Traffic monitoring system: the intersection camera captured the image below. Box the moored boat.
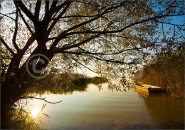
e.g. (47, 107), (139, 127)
(135, 89), (149, 97)
(134, 83), (162, 94)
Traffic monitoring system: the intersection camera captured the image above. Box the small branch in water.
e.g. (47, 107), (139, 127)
(20, 96), (63, 104)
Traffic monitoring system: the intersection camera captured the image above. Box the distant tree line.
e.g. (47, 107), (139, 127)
(26, 73), (108, 95)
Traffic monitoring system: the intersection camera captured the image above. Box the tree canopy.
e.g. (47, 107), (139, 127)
(1, 0), (184, 80)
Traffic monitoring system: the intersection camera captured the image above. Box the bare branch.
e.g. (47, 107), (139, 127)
(20, 96), (62, 104)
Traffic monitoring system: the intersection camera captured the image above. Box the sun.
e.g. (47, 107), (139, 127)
(31, 108), (40, 118)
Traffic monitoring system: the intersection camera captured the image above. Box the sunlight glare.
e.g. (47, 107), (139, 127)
(31, 108), (40, 118)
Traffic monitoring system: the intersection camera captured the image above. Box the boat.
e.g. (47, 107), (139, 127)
(135, 89), (149, 97)
(134, 83), (162, 94)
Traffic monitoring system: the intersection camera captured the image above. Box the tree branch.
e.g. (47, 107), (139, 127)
(50, 1), (129, 50)
(53, 34), (100, 53)
(14, 0), (37, 23)
(21, 35), (35, 53)
(12, 9), (20, 51)
(45, 1), (49, 18)
(34, 0), (41, 20)
(17, 8), (35, 38)
(61, 44), (153, 56)
(0, 12), (15, 21)
(73, 52), (137, 65)
(47, 2), (71, 36)
(53, 14), (99, 19)
(0, 37), (15, 55)
(50, 0), (58, 12)
(53, 1), (72, 16)
(43, 1), (62, 28)
(158, 21), (185, 26)
(54, 49), (140, 65)
(67, 14), (184, 36)
(72, 57), (99, 74)
(20, 96), (63, 104)
(95, 43), (155, 55)
(87, 55), (137, 65)
(157, 0), (177, 16)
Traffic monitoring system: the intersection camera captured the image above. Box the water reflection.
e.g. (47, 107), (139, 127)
(26, 76), (107, 95)
(135, 89), (149, 97)
(138, 93), (184, 129)
(12, 82), (184, 129)
(31, 107), (40, 118)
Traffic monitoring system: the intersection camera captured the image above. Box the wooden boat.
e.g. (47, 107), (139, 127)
(135, 89), (149, 97)
(134, 83), (162, 94)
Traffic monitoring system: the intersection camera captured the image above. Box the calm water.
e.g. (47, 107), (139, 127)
(25, 83), (184, 129)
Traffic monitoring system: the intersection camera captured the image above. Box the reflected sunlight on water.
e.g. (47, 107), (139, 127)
(31, 107), (40, 118)
(23, 83), (184, 129)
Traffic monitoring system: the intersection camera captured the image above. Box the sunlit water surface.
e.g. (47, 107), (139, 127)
(25, 84), (184, 129)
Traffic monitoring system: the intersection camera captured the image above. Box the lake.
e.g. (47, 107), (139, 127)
(23, 83), (184, 129)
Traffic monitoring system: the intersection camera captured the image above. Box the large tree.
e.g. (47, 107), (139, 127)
(0, 0), (184, 126)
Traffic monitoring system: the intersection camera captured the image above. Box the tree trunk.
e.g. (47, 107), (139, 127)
(1, 71), (36, 128)
(1, 52), (54, 128)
